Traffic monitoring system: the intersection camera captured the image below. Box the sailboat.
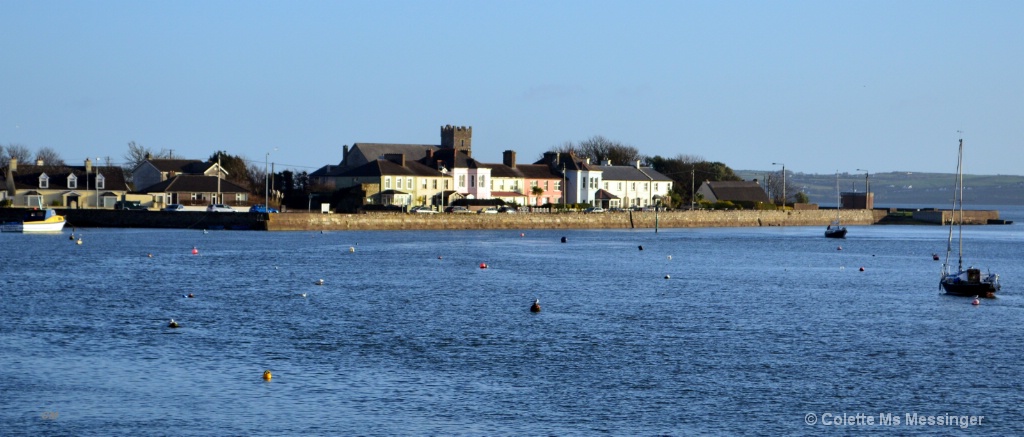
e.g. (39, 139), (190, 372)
(824, 171), (847, 238)
(939, 138), (999, 297)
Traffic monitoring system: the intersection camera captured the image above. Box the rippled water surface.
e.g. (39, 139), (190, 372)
(3, 213), (1024, 435)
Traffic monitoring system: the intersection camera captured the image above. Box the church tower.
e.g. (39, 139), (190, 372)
(440, 125), (472, 157)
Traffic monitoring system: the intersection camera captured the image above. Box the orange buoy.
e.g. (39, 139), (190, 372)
(520, 233), (525, 237)
(263, 370), (272, 381)
(192, 246), (198, 255)
(480, 263), (488, 269)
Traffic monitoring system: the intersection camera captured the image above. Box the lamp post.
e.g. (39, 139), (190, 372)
(439, 167), (448, 212)
(690, 168), (695, 211)
(772, 162), (785, 208)
(265, 148), (277, 210)
(856, 168), (870, 209)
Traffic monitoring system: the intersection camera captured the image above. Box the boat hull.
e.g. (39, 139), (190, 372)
(824, 227), (847, 238)
(941, 269), (1000, 298)
(1, 216), (66, 233)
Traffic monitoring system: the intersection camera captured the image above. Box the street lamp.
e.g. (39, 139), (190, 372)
(439, 167), (448, 212)
(855, 168), (870, 194)
(772, 162), (785, 208)
(265, 148), (277, 210)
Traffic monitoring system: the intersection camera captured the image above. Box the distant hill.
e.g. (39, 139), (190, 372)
(735, 170), (1024, 207)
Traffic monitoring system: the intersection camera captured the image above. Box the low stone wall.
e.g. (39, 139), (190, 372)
(266, 209), (880, 231)
(913, 210), (1000, 225)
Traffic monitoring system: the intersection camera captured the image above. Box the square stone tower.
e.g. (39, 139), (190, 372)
(441, 125), (472, 157)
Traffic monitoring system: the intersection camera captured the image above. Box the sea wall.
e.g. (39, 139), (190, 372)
(265, 209), (881, 231)
(913, 210), (1000, 225)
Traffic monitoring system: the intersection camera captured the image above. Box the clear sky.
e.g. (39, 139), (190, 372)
(2, 0), (1021, 175)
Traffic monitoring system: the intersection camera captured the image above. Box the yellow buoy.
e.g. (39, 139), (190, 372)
(349, 246), (355, 253)
(263, 370), (272, 381)
(76, 238), (83, 245)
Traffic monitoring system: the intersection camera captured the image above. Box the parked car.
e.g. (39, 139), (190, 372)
(498, 206), (518, 214)
(163, 204), (186, 211)
(444, 206), (472, 214)
(477, 207), (498, 214)
(584, 207), (605, 214)
(207, 204), (236, 213)
(114, 200), (147, 211)
(411, 206), (438, 214)
(248, 204), (279, 213)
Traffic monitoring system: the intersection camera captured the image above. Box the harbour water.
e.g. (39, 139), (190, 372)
(2, 209), (1023, 435)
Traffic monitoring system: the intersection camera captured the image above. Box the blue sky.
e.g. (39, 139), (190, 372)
(2, 0), (1021, 175)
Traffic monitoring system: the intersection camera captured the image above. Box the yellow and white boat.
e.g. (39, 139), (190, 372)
(1, 208), (66, 233)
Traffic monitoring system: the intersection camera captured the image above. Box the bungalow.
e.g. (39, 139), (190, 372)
(138, 175), (250, 208)
(2, 158), (130, 208)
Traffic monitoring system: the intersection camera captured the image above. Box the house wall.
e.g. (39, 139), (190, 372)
(132, 163), (164, 191)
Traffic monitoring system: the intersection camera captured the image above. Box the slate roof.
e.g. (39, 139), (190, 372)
(345, 143), (439, 168)
(6, 164), (130, 191)
(481, 163), (525, 178)
(516, 164), (562, 180)
(137, 175), (249, 193)
(337, 159), (445, 179)
(700, 181), (770, 203)
(147, 159), (216, 174)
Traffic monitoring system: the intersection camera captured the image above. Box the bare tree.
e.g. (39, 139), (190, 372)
(122, 141), (171, 183)
(34, 147), (65, 167)
(578, 135), (642, 165)
(5, 144), (32, 163)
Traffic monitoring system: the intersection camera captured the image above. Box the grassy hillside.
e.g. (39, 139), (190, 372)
(736, 170), (1024, 207)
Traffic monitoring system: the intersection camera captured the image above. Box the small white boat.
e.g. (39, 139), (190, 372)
(1, 209), (67, 233)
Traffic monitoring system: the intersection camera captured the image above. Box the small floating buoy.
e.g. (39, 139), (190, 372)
(76, 238), (82, 245)
(203, 229), (208, 234)
(972, 297), (980, 306)
(479, 262), (488, 269)
(561, 236), (567, 243)
(262, 370), (272, 381)
(187, 293), (194, 298)
(349, 246), (355, 253)
(667, 255), (672, 260)
(530, 299), (541, 313)
(933, 253), (940, 261)
(168, 319), (179, 328)
(638, 245), (644, 251)
(147, 253), (153, 258)
(859, 267), (865, 271)
(314, 279), (324, 285)
(192, 246), (198, 255)
(300, 293), (307, 298)
(437, 256), (443, 260)
(520, 233), (525, 237)
(837, 246), (842, 251)
(69, 234), (74, 240)
(664, 274), (670, 279)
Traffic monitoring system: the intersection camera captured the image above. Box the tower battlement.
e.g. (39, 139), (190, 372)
(441, 124), (473, 157)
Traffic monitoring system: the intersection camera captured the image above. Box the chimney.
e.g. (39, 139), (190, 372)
(425, 149), (434, 160)
(585, 157), (591, 165)
(503, 150), (516, 168)
(342, 145), (350, 166)
(603, 159), (612, 166)
(9, 157), (17, 172)
(145, 152), (152, 160)
(36, 159), (44, 166)
(436, 160), (446, 172)
(635, 160), (641, 169)
(85, 158), (93, 174)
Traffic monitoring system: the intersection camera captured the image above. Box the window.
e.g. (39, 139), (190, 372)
(531, 181), (538, 188)
(644, 183), (649, 191)
(545, 181), (549, 190)
(655, 183), (659, 191)
(397, 177), (403, 189)
(478, 175), (485, 188)
(385, 177), (391, 189)
(39, 174), (49, 189)
(407, 177), (412, 189)
(458, 175), (466, 188)
(421, 178), (427, 189)
(68, 174), (78, 189)
(618, 182), (623, 190)
(469, 175), (475, 188)
(604, 182), (608, 190)
(555, 181), (561, 190)
(432, 179), (437, 189)
(445, 180), (450, 190)
(235, 193), (248, 202)
(632, 182), (636, 191)
(96, 175), (105, 189)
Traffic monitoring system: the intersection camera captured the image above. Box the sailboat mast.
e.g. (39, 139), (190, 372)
(956, 138), (964, 272)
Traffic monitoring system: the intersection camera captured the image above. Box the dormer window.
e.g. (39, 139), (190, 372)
(96, 174), (105, 190)
(68, 174), (78, 189)
(39, 173), (49, 189)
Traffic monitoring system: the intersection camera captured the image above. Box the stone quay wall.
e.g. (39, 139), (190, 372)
(266, 209), (882, 231)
